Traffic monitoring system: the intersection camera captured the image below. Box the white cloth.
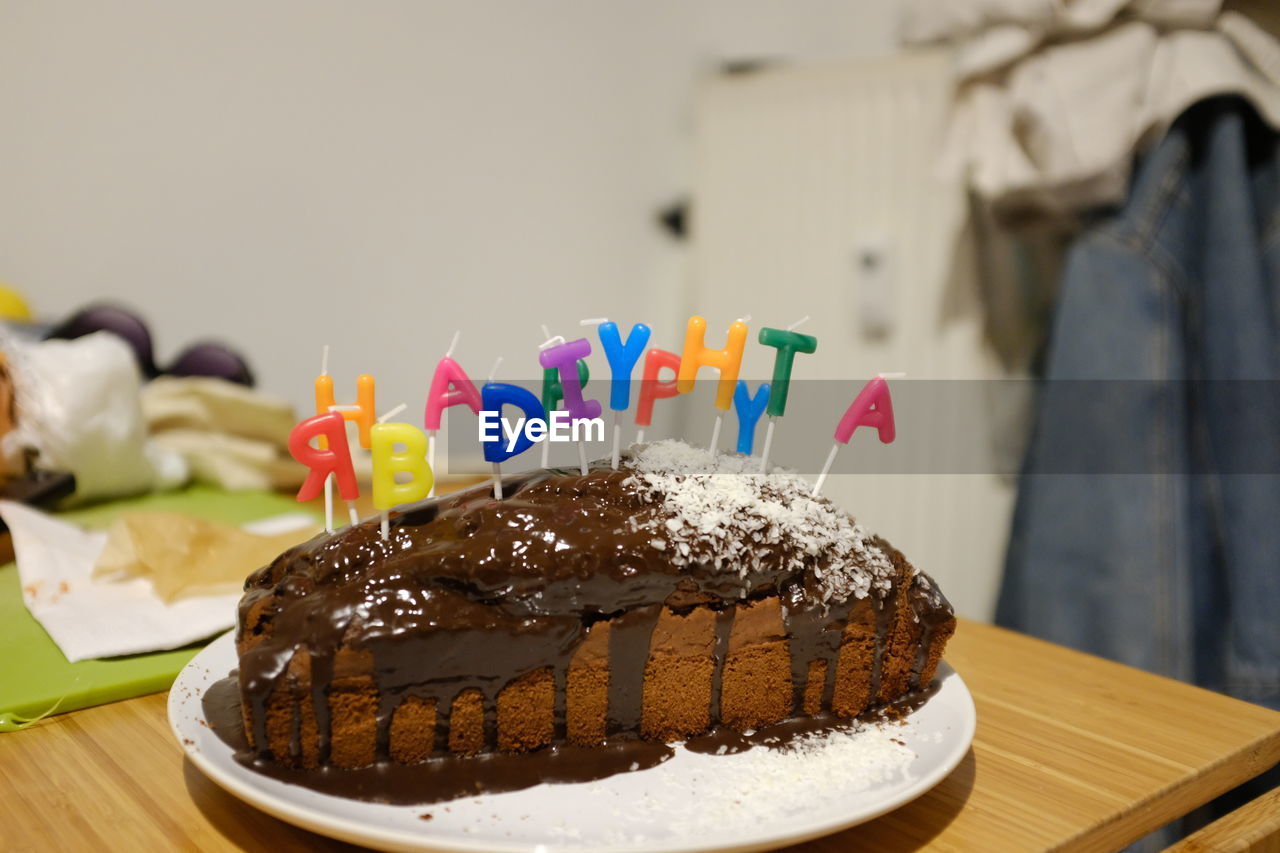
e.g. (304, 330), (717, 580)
(903, 0), (1280, 218)
(1, 332), (187, 503)
(0, 500), (311, 661)
(140, 376), (304, 492)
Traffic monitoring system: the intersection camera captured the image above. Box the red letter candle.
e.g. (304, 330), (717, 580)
(289, 412), (360, 531)
(635, 348), (681, 444)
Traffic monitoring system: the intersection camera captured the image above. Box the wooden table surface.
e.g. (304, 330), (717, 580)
(1, 615), (1277, 852)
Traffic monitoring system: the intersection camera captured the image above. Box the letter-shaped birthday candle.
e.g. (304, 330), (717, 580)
(813, 377), (897, 497)
(289, 412), (360, 531)
(422, 335), (479, 498)
(540, 360), (590, 411)
(835, 377), (896, 445)
(676, 316), (748, 411)
(733, 381), (771, 455)
(423, 357), (483, 431)
(635, 348), (681, 444)
(598, 322), (651, 411)
(315, 373), (377, 448)
(541, 359), (589, 469)
(370, 422), (434, 511)
(480, 383), (547, 499)
(597, 320), (651, 469)
(540, 338), (601, 475)
(755, 324), (818, 471)
(757, 327), (818, 418)
(538, 338), (601, 421)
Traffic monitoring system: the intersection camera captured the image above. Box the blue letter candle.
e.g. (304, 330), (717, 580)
(733, 380), (771, 454)
(597, 321), (651, 411)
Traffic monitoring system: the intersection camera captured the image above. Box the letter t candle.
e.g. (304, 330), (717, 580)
(756, 316), (818, 471)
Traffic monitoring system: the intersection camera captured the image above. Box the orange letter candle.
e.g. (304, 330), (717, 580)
(314, 373), (377, 449)
(676, 316), (748, 411)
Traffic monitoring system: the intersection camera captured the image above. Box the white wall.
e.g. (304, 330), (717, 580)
(0, 1), (898, 424)
(690, 56), (1013, 621)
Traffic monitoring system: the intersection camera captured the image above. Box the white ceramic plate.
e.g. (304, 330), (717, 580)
(170, 631), (975, 853)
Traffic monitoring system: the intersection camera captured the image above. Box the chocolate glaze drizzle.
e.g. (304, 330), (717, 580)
(236, 456), (954, 771)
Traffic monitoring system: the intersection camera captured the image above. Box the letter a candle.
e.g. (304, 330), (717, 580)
(812, 374), (898, 497)
(422, 331), (482, 497)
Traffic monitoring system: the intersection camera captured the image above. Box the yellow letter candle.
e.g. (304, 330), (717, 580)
(370, 420), (435, 541)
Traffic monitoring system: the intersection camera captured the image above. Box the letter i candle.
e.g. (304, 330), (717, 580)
(539, 336), (600, 475)
(538, 328), (589, 468)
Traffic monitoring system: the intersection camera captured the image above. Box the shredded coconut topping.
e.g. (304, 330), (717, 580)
(623, 440), (895, 601)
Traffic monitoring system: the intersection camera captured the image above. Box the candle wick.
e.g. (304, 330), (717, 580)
(540, 324), (552, 340)
(445, 330), (461, 359)
(488, 356), (504, 383)
(579, 317), (608, 326)
(329, 404), (360, 412)
(878, 371), (907, 379)
(320, 344), (330, 377)
(786, 315), (811, 331)
(538, 334), (564, 350)
(737, 315), (751, 324)
(377, 403), (407, 423)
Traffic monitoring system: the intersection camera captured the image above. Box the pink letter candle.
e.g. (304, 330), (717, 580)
(422, 351), (483, 497)
(813, 376), (897, 497)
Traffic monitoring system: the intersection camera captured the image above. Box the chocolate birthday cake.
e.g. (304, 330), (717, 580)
(234, 440), (954, 774)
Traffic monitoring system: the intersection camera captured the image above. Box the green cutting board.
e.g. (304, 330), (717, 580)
(0, 486), (317, 731)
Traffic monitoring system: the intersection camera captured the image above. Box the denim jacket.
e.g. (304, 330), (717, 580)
(997, 97), (1280, 711)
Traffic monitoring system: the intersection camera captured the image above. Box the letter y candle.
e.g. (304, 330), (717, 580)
(588, 317), (651, 468)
